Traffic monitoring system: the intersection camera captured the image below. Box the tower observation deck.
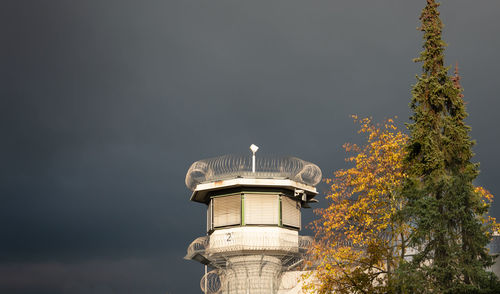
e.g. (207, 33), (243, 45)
(184, 148), (322, 294)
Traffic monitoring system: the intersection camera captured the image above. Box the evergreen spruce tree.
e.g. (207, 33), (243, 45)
(397, 1), (499, 293)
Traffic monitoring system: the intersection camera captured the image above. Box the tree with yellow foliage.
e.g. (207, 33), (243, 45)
(303, 116), (499, 293)
(303, 117), (409, 294)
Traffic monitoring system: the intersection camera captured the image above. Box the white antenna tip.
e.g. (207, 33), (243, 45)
(250, 144), (259, 153)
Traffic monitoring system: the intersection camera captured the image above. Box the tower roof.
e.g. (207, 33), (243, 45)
(185, 154), (322, 203)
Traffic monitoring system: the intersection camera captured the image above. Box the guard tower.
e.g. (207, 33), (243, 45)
(184, 145), (322, 294)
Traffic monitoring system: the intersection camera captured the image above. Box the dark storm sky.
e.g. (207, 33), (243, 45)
(1, 1), (499, 293)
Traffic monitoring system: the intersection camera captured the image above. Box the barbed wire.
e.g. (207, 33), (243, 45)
(186, 154), (322, 191)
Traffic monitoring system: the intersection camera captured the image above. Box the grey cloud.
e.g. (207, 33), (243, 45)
(1, 0), (499, 293)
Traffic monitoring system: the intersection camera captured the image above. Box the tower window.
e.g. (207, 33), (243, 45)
(281, 196), (301, 228)
(213, 195), (241, 228)
(208, 191), (302, 231)
(244, 194), (279, 225)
